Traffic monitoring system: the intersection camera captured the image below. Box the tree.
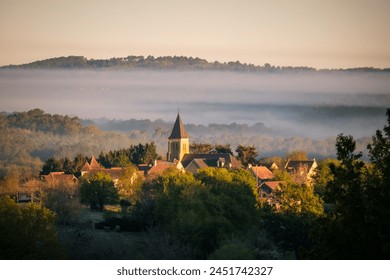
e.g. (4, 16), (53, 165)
(0, 196), (66, 259)
(235, 145), (258, 166)
(113, 153), (130, 168)
(190, 142), (213, 154)
(212, 144), (233, 155)
(42, 182), (82, 225)
(61, 157), (75, 174)
(0, 168), (20, 195)
(311, 111), (390, 259)
(260, 181), (323, 259)
(117, 164), (144, 206)
(80, 172), (119, 210)
(367, 108), (390, 177)
(364, 109), (390, 258)
(142, 142), (159, 164)
(285, 151), (308, 160)
(277, 183), (323, 216)
(72, 154), (88, 173)
(41, 157), (62, 175)
(313, 159), (340, 200)
(153, 167), (260, 259)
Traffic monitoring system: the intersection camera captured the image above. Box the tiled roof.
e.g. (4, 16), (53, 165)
(168, 113), (189, 139)
(181, 153), (242, 169)
(89, 156), (102, 169)
(192, 158), (209, 169)
(81, 162), (90, 171)
(185, 158), (210, 174)
(251, 166), (275, 180)
(43, 172), (78, 184)
(145, 160), (181, 180)
(260, 181), (285, 191)
(148, 161), (175, 174)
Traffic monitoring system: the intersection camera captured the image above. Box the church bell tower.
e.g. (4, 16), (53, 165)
(167, 113), (190, 162)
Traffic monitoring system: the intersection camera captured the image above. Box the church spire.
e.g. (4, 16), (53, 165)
(167, 112), (190, 162)
(169, 112), (189, 139)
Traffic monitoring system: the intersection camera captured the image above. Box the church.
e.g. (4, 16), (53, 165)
(167, 113), (242, 173)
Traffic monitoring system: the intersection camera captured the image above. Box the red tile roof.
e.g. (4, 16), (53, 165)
(261, 181), (285, 190)
(148, 161), (175, 175)
(81, 162), (91, 171)
(89, 156), (102, 169)
(43, 172), (78, 185)
(251, 166), (275, 180)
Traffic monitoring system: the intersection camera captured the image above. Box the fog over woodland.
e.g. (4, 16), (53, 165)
(1, 69), (389, 139)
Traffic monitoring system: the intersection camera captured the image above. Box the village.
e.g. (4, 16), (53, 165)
(36, 112), (318, 210)
(2, 107), (389, 261)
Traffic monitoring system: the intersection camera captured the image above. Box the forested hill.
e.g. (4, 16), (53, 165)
(1, 108), (87, 135)
(2, 55), (389, 73)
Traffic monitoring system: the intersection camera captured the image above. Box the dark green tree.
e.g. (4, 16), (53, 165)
(212, 144), (233, 155)
(313, 159), (340, 200)
(80, 172), (119, 210)
(61, 157), (75, 174)
(72, 154), (88, 173)
(142, 142), (159, 164)
(113, 153), (131, 167)
(0, 196), (66, 259)
(262, 181), (323, 259)
(190, 142), (213, 154)
(153, 167), (260, 259)
(235, 145), (259, 166)
(312, 111), (390, 259)
(41, 157), (62, 175)
(277, 183), (323, 216)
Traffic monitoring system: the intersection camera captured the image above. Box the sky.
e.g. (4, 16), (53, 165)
(0, 0), (389, 69)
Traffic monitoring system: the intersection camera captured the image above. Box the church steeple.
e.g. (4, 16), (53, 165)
(169, 113), (189, 139)
(167, 113), (190, 162)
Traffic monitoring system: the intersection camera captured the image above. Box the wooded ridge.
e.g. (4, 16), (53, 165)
(2, 55), (389, 72)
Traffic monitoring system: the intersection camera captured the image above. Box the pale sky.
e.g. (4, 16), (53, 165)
(0, 0), (389, 68)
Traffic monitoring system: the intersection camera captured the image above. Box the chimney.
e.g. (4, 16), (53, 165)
(154, 159), (158, 167)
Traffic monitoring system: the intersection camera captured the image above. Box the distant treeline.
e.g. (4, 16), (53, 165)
(3, 55), (390, 72)
(90, 117), (272, 136)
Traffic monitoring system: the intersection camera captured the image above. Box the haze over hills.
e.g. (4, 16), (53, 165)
(2, 55), (390, 72)
(1, 54), (389, 168)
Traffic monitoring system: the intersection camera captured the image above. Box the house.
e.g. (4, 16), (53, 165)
(284, 159), (317, 185)
(145, 160), (184, 181)
(81, 156), (104, 176)
(258, 181), (285, 209)
(185, 158), (210, 174)
(269, 162), (279, 171)
(182, 153), (242, 173)
(166, 112), (242, 173)
(42, 171), (78, 186)
(249, 165), (275, 186)
(80, 156), (142, 186)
